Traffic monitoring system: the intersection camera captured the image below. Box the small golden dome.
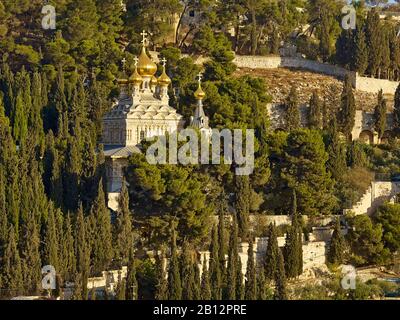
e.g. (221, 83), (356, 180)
(129, 66), (143, 85)
(151, 75), (158, 86)
(194, 84), (206, 100)
(137, 46), (157, 77)
(158, 67), (172, 87)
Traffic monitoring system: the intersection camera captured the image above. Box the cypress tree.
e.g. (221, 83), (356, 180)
(348, 141), (368, 168)
(44, 205), (60, 272)
(193, 260), (201, 300)
(115, 279), (126, 300)
(236, 256), (244, 300)
(322, 99), (329, 131)
(12, 90), (27, 144)
(309, 91), (322, 129)
(327, 117), (347, 181)
(115, 179), (134, 266)
(209, 224), (222, 300)
(257, 268), (268, 300)
(394, 83), (400, 134)
(365, 8), (382, 77)
(225, 217), (238, 299)
(374, 90), (387, 140)
(168, 226), (182, 300)
(200, 254), (211, 300)
(338, 75), (356, 141)
(245, 237), (257, 300)
(264, 223), (279, 281)
(354, 27), (368, 75)
(328, 218), (345, 265)
(75, 203), (90, 297)
(181, 241), (195, 300)
(125, 254), (138, 300)
(20, 211), (41, 295)
(154, 250), (168, 300)
(89, 179), (113, 274)
(60, 214), (76, 282)
(30, 71), (45, 146)
(234, 175), (250, 241)
(284, 86), (301, 131)
(63, 137), (81, 211)
(1, 226), (23, 297)
(274, 249), (287, 300)
(390, 29), (400, 81)
(217, 196), (226, 283)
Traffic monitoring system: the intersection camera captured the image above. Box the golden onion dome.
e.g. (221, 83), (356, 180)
(194, 84), (206, 100)
(129, 66), (143, 85)
(137, 46), (157, 77)
(158, 67), (172, 87)
(151, 75), (158, 86)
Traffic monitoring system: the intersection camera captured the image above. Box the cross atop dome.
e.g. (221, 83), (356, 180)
(197, 72), (203, 84)
(133, 56), (139, 66)
(161, 57), (167, 67)
(141, 30), (149, 46)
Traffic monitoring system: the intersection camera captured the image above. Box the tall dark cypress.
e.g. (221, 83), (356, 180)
(234, 175), (250, 241)
(264, 223), (279, 281)
(328, 218), (345, 265)
(309, 91), (322, 129)
(374, 90), (387, 140)
(168, 226), (182, 300)
(285, 86), (301, 131)
(338, 75), (356, 141)
(226, 217), (238, 299)
(274, 249), (287, 300)
(155, 251), (168, 300)
(394, 84), (400, 134)
(125, 253), (138, 300)
(217, 197), (226, 283)
(354, 27), (368, 75)
(245, 237), (257, 300)
(181, 241), (195, 300)
(209, 224), (222, 300)
(327, 117), (347, 181)
(200, 254), (211, 300)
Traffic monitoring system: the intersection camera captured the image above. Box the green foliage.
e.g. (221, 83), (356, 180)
(168, 227), (182, 300)
(284, 86), (300, 131)
(374, 90), (387, 139)
(375, 203), (400, 253)
(327, 218), (346, 265)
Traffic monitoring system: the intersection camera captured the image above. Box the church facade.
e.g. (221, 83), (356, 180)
(102, 32), (209, 210)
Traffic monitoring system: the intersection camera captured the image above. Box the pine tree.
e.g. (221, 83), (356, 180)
(327, 117), (347, 181)
(89, 179), (113, 274)
(114, 179), (134, 266)
(274, 249), (287, 300)
(63, 137), (81, 211)
(200, 255), (211, 300)
(225, 217), (238, 299)
(257, 268), (268, 300)
(328, 218), (345, 265)
(12, 90), (28, 144)
(354, 27), (368, 75)
(168, 226), (182, 300)
(209, 224), (222, 300)
(30, 71), (45, 146)
(155, 251), (168, 300)
(309, 91), (322, 129)
(115, 279), (126, 300)
(75, 203), (90, 290)
(374, 90), (387, 140)
(338, 75), (356, 140)
(234, 175), (250, 241)
(245, 237), (257, 300)
(285, 86), (301, 131)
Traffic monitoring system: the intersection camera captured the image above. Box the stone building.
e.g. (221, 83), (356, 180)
(102, 32), (210, 210)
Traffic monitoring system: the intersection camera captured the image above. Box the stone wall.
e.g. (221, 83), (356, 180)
(233, 55), (400, 95)
(354, 75), (400, 95)
(344, 181), (400, 216)
(233, 55), (351, 79)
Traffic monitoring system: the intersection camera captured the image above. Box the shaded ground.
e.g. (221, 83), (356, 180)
(235, 67), (394, 112)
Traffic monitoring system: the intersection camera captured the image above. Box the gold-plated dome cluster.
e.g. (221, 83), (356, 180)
(137, 45), (158, 77)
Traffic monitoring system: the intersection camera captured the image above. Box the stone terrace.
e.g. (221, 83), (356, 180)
(235, 67), (394, 112)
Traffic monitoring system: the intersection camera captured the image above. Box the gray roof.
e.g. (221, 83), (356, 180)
(103, 145), (141, 158)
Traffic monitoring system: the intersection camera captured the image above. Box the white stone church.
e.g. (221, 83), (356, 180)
(102, 32), (210, 210)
